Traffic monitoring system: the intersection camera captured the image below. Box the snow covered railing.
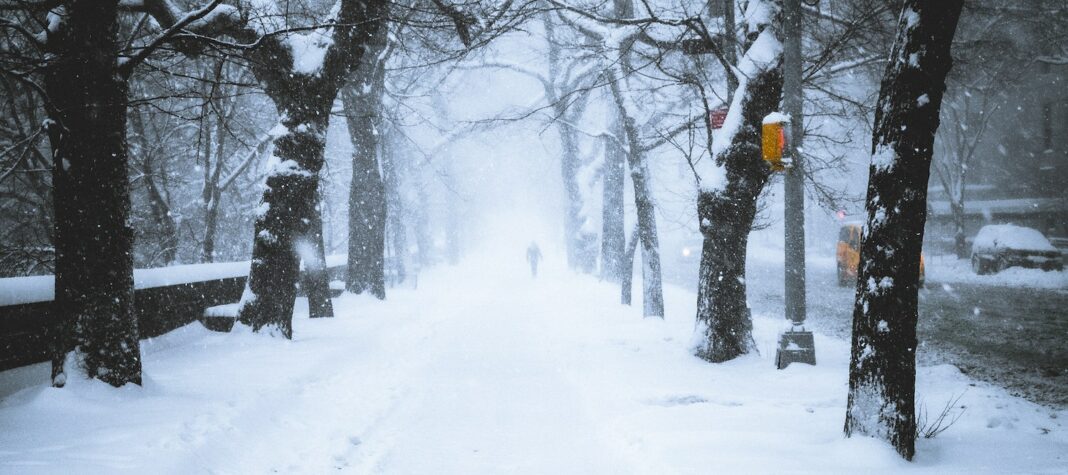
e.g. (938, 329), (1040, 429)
(0, 256), (347, 371)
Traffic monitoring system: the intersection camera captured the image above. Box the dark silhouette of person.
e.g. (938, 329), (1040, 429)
(526, 242), (543, 277)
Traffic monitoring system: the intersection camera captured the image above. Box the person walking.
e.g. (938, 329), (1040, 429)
(526, 242), (543, 278)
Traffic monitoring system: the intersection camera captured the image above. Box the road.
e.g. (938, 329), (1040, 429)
(664, 252), (1068, 409)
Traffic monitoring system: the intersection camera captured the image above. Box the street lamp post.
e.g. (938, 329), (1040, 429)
(775, 0), (816, 369)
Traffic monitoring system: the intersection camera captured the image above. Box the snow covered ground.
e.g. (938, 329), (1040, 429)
(1, 250), (1066, 473)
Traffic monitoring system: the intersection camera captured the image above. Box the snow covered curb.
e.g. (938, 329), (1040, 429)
(925, 255), (1068, 290)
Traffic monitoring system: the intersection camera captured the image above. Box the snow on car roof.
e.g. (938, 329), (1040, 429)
(973, 224), (1056, 252)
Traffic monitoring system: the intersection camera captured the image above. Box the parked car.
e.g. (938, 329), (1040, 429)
(970, 224), (1064, 274)
(836, 222), (925, 287)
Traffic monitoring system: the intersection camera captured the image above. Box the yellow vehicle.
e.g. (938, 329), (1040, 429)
(836, 222), (924, 287)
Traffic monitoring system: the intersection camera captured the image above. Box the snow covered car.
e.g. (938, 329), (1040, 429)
(970, 224), (1064, 274)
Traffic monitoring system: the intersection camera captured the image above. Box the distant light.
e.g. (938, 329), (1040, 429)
(836, 210), (847, 220)
(682, 247), (692, 257)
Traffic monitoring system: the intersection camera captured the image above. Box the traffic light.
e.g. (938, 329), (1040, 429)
(761, 113), (792, 172)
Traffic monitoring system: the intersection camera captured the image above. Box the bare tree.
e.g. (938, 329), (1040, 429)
(5, 0), (385, 384)
(551, 1), (670, 317)
(692, 0), (783, 361)
(933, 91), (997, 258)
(844, 0), (964, 460)
(341, 25), (390, 299)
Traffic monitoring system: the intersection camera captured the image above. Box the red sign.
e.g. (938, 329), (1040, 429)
(709, 107), (729, 129)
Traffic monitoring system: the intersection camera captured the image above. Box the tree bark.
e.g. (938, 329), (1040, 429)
(620, 223), (639, 305)
(302, 188), (334, 319)
(382, 135), (407, 283)
(201, 76), (229, 263)
(600, 125), (626, 282)
(607, 78), (664, 318)
(843, 0), (964, 461)
(600, 0), (631, 283)
(202, 182), (222, 262)
(694, 36), (783, 362)
(342, 71), (387, 299)
(444, 169), (462, 265)
(634, 164), (664, 318)
(545, 13), (596, 273)
(236, 0), (390, 335)
(46, 0), (141, 387)
(559, 116), (594, 272)
(414, 180), (433, 268)
(237, 111), (326, 337)
(952, 201), (967, 259)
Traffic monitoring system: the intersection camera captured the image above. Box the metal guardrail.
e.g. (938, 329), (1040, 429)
(0, 259), (346, 372)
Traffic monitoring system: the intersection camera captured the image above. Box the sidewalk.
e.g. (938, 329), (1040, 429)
(1, 251), (1065, 473)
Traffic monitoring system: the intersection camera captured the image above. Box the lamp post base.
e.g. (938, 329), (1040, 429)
(776, 326), (816, 369)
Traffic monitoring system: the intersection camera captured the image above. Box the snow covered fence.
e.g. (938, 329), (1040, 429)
(0, 256), (347, 371)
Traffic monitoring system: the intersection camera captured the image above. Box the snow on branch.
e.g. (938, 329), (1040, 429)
(695, 0), (782, 193)
(117, 0), (232, 76)
(463, 62), (551, 89)
(429, 0), (475, 47)
(1036, 45), (1068, 65)
(117, 0), (366, 79)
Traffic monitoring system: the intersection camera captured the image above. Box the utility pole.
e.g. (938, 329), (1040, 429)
(776, 0), (815, 369)
(784, 0), (806, 325)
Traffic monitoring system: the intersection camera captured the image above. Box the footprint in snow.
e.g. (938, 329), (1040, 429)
(647, 394), (709, 407)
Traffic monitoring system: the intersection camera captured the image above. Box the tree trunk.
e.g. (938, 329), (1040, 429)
(694, 51), (783, 363)
(600, 0), (631, 283)
(559, 133), (598, 274)
(302, 189), (334, 319)
(607, 73), (664, 318)
(952, 201), (967, 259)
(237, 110), (327, 337)
(620, 224), (639, 305)
(560, 125), (588, 271)
(202, 186), (222, 262)
(46, 0), (141, 387)
(544, 13), (596, 274)
(600, 128), (626, 282)
(634, 165), (664, 318)
(143, 173), (178, 265)
(844, 0), (964, 461)
(236, 0), (390, 335)
(382, 135), (407, 283)
(444, 171), (462, 266)
(414, 181), (433, 268)
(342, 82), (387, 299)
(604, 0), (659, 315)
(202, 91), (229, 263)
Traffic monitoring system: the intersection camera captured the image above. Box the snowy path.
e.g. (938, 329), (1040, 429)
(2, 251), (1067, 473)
